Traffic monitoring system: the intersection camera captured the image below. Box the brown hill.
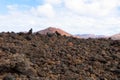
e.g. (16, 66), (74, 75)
(38, 27), (72, 36)
(111, 33), (120, 40)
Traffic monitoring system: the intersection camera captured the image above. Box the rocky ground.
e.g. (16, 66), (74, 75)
(0, 32), (119, 80)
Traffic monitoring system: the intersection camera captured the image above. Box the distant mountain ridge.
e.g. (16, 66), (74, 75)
(76, 34), (106, 39)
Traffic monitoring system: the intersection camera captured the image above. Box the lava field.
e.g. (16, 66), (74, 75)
(0, 32), (120, 80)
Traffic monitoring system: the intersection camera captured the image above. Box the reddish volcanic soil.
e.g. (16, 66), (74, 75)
(111, 33), (120, 40)
(0, 31), (119, 80)
(38, 27), (72, 36)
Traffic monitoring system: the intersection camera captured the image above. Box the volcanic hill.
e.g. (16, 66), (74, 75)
(111, 33), (120, 40)
(38, 27), (72, 36)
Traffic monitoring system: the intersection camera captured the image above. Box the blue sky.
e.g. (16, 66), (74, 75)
(0, 0), (120, 36)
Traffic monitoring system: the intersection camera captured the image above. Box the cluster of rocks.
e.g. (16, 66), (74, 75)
(0, 32), (119, 80)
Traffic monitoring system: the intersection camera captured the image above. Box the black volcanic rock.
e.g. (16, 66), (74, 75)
(0, 32), (119, 79)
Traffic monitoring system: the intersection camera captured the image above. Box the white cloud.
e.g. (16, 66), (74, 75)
(30, 4), (55, 18)
(64, 0), (120, 17)
(7, 5), (18, 11)
(45, 0), (62, 5)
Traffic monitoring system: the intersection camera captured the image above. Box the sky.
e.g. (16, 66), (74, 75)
(0, 0), (120, 36)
